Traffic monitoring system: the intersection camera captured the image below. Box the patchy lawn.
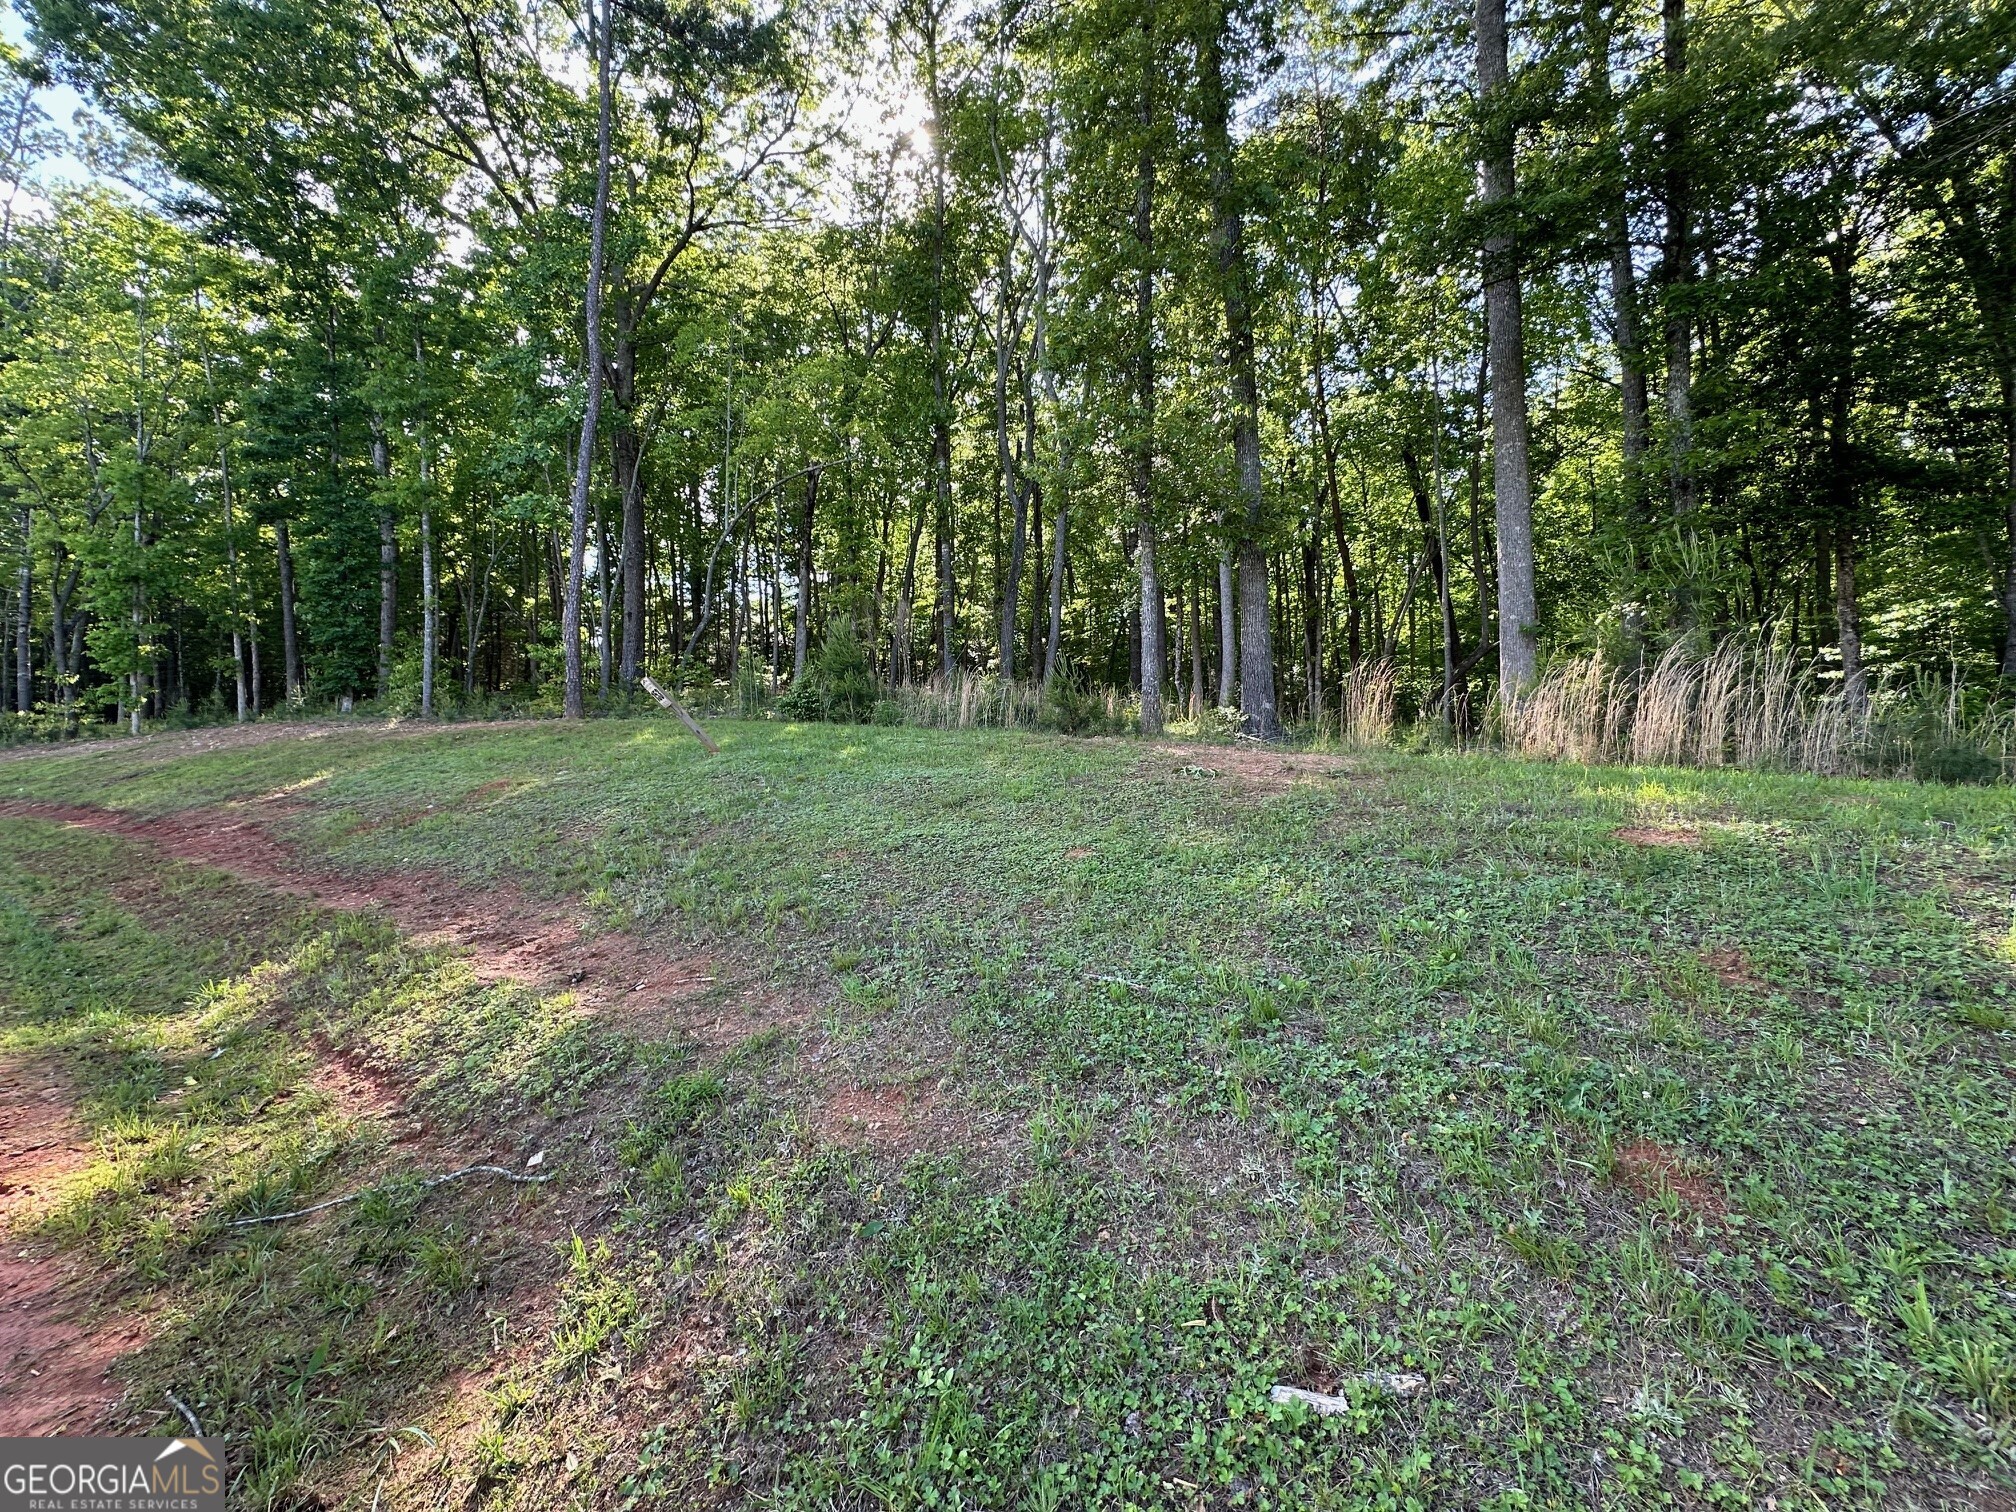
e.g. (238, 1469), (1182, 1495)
(2, 716), (2013, 1509)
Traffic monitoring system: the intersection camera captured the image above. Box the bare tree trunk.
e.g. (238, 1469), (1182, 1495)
(1198, 8), (1278, 737)
(897, 501), (924, 685)
(1044, 497), (1066, 685)
(994, 273), (1028, 682)
(1661, 0), (1696, 529)
(1825, 236), (1865, 714)
(1310, 301), (1362, 670)
(794, 465), (819, 679)
(420, 503), (436, 716)
(276, 520), (302, 702)
(1586, 0), (1650, 520)
(1188, 575), (1205, 718)
(563, 0), (614, 721)
(1133, 13), (1163, 735)
(12, 505), (27, 713)
(1999, 367), (2016, 676)
(1834, 523), (1864, 711)
(129, 502), (144, 734)
(614, 310), (645, 691)
(370, 419), (396, 699)
(416, 337), (437, 717)
(594, 496), (612, 697)
(1217, 549), (1235, 708)
(1477, 0), (1539, 693)
(225, 485), (246, 723)
(921, 7), (957, 684)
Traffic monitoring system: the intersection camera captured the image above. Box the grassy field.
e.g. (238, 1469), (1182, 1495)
(2, 716), (2013, 1510)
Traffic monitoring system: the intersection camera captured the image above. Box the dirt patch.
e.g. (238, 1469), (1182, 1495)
(1063, 847), (1094, 861)
(1700, 946), (1765, 992)
(813, 1084), (947, 1154)
(0, 799), (744, 1045)
(1613, 1138), (1727, 1219)
(0, 1056), (140, 1434)
(1613, 824), (1702, 848)
(1155, 742), (1361, 795)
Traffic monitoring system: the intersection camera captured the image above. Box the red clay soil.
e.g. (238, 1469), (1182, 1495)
(0, 790), (756, 1457)
(0, 1057), (142, 1434)
(1699, 946), (1765, 992)
(1613, 824), (1702, 848)
(1613, 1138), (1727, 1219)
(0, 798), (746, 1043)
(813, 1084), (951, 1154)
(1155, 742), (1358, 794)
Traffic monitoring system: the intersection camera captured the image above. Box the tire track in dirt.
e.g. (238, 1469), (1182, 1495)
(0, 798), (801, 1050)
(0, 792), (754, 1450)
(0, 1058), (144, 1433)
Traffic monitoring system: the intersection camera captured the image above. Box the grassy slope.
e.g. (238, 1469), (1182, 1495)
(2, 718), (2014, 1510)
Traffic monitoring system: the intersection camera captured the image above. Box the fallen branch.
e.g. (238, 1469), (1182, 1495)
(166, 1390), (203, 1436)
(225, 1164), (552, 1228)
(1270, 1374), (1428, 1414)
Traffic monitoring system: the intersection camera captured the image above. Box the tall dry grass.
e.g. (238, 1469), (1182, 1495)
(894, 672), (1048, 730)
(1338, 659), (1399, 749)
(1504, 640), (2011, 781)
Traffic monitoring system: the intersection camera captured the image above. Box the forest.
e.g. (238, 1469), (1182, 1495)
(5, 0), (2016, 1497)
(0, 0), (2012, 760)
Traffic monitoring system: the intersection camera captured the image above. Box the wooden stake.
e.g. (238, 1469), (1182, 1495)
(639, 674), (721, 754)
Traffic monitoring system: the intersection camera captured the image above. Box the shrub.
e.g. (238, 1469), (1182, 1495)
(777, 620), (879, 723)
(1041, 671), (1129, 736)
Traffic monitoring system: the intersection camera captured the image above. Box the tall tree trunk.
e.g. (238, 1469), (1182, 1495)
(1826, 236), (1865, 714)
(416, 336), (437, 717)
(1198, 7), (1279, 737)
(1587, 0), (1650, 523)
(1188, 575), (1205, 718)
(370, 419), (396, 699)
(1477, 0), (1539, 693)
(1026, 478), (1043, 668)
(1402, 443), (1463, 717)
(897, 501), (924, 685)
(1834, 522), (1863, 711)
(2001, 368), (2016, 676)
(923, 8), (956, 683)
(1301, 536), (1321, 727)
(1044, 495), (1066, 685)
(1216, 549), (1235, 708)
(596, 503), (612, 696)
(614, 306), (645, 692)
(224, 470), (246, 723)
(563, 0), (614, 721)
(1661, 0), (1696, 527)
(129, 502), (144, 734)
(794, 465), (819, 679)
(1310, 301), (1363, 670)
(14, 506), (29, 713)
(420, 504), (436, 716)
(1134, 12), (1163, 735)
(276, 520), (302, 701)
(994, 271), (1029, 681)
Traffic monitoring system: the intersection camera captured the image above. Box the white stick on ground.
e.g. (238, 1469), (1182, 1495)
(1270, 1373), (1428, 1414)
(225, 1165), (552, 1228)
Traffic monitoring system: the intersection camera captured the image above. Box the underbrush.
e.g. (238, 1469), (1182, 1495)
(1507, 640), (2014, 783)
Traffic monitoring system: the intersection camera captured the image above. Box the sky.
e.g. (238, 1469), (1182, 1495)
(3, 0), (106, 207)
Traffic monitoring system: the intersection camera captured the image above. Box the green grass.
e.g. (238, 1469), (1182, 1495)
(3, 716), (2014, 1509)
